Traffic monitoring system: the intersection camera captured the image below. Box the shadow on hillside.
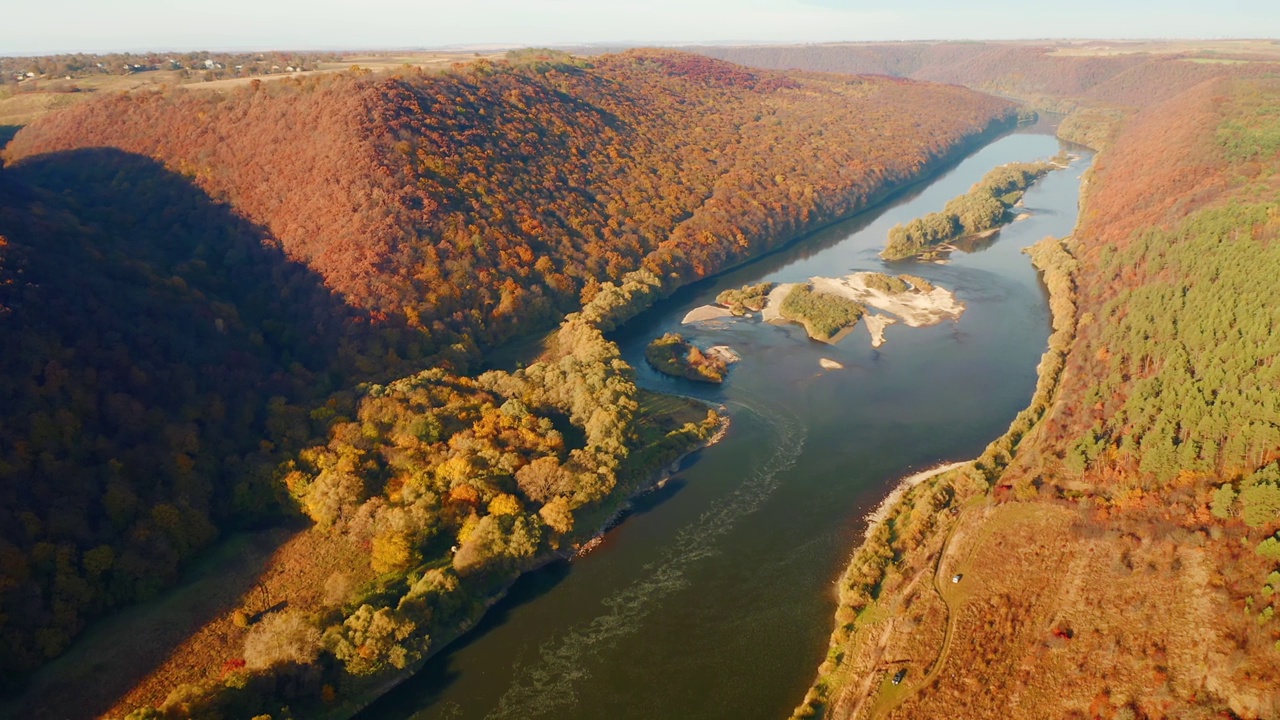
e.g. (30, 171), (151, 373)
(0, 125), (20, 152)
(0, 148), (367, 718)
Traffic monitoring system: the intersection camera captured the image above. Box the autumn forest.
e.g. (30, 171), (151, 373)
(3, 36), (1280, 720)
(0, 49), (1013, 718)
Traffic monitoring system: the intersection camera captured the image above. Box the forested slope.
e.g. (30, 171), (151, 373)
(787, 52), (1280, 720)
(0, 50), (1014, 716)
(7, 49), (1012, 358)
(0, 151), (365, 686)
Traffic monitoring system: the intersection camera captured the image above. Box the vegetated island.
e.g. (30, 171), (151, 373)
(716, 281), (775, 314)
(881, 157), (1066, 261)
(759, 272), (963, 347)
(681, 282), (774, 324)
(777, 283), (866, 341)
(645, 332), (732, 383)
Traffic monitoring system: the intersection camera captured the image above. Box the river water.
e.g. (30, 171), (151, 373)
(361, 124), (1091, 720)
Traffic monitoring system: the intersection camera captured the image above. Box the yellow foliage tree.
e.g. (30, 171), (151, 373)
(371, 530), (416, 575)
(488, 493), (522, 516)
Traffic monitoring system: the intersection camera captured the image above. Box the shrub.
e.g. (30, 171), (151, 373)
(242, 610), (322, 671)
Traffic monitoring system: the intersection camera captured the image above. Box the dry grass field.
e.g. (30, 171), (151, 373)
(825, 501), (1280, 720)
(0, 51), (501, 130)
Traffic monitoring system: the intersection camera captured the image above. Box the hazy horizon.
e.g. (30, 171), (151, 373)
(2, 0), (1277, 56)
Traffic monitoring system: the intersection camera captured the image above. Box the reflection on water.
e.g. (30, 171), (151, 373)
(360, 127), (1092, 720)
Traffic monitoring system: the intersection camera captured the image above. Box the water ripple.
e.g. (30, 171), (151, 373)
(486, 401), (805, 719)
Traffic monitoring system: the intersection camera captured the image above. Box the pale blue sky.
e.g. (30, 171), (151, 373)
(2, 0), (1276, 55)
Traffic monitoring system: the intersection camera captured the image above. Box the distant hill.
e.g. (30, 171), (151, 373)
(698, 41), (1280, 114)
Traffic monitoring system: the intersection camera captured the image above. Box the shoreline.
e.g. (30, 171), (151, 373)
(790, 235), (1083, 719)
(861, 461), (969, 539)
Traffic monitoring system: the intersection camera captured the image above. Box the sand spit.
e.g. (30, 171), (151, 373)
(863, 313), (896, 348)
(682, 305), (735, 324)
(809, 273), (964, 327)
(819, 358), (844, 370)
(707, 345), (741, 364)
(863, 461), (968, 539)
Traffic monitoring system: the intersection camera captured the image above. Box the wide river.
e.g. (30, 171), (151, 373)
(362, 123), (1091, 719)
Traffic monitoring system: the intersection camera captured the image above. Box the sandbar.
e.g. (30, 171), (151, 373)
(707, 345), (741, 364)
(863, 313), (895, 348)
(760, 283), (797, 323)
(682, 305), (735, 324)
(807, 272), (964, 327)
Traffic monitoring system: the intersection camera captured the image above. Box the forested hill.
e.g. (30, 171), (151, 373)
(0, 49), (1015, 712)
(6, 49), (1013, 362)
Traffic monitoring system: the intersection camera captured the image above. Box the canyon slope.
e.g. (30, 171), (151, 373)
(0, 50), (1014, 718)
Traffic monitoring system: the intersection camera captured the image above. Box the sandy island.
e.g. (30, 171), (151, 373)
(809, 272), (964, 327)
(682, 305), (735, 324)
(761, 274), (962, 346)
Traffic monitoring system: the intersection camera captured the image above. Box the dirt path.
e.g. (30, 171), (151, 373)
(871, 508), (971, 719)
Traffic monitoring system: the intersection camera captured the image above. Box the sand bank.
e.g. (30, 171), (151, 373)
(760, 283), (797, 323)
(707, 345), (741, 364)
(682, 305), (735, 324)
(808, 272), (964, 327)
(863, 313), (895, 348)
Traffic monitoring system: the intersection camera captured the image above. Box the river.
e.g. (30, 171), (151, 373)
(359, 123), (1091, 719)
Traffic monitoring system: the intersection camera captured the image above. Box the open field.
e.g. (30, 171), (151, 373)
(0, 51), (500, 128)
(1045, 39), (1280, 58)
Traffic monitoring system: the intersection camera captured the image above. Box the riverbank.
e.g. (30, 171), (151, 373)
(861, 462), (969, 538)
(790, 235), (1082, 719)
(335, 401), (730, 720)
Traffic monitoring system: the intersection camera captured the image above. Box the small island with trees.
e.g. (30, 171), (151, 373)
(645, 333), (731, 383)
(881, 156), (1066, 260)
(715, 282), (775, 314)
(778, 284), (866, 341)
(755, 272), (964, 347)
